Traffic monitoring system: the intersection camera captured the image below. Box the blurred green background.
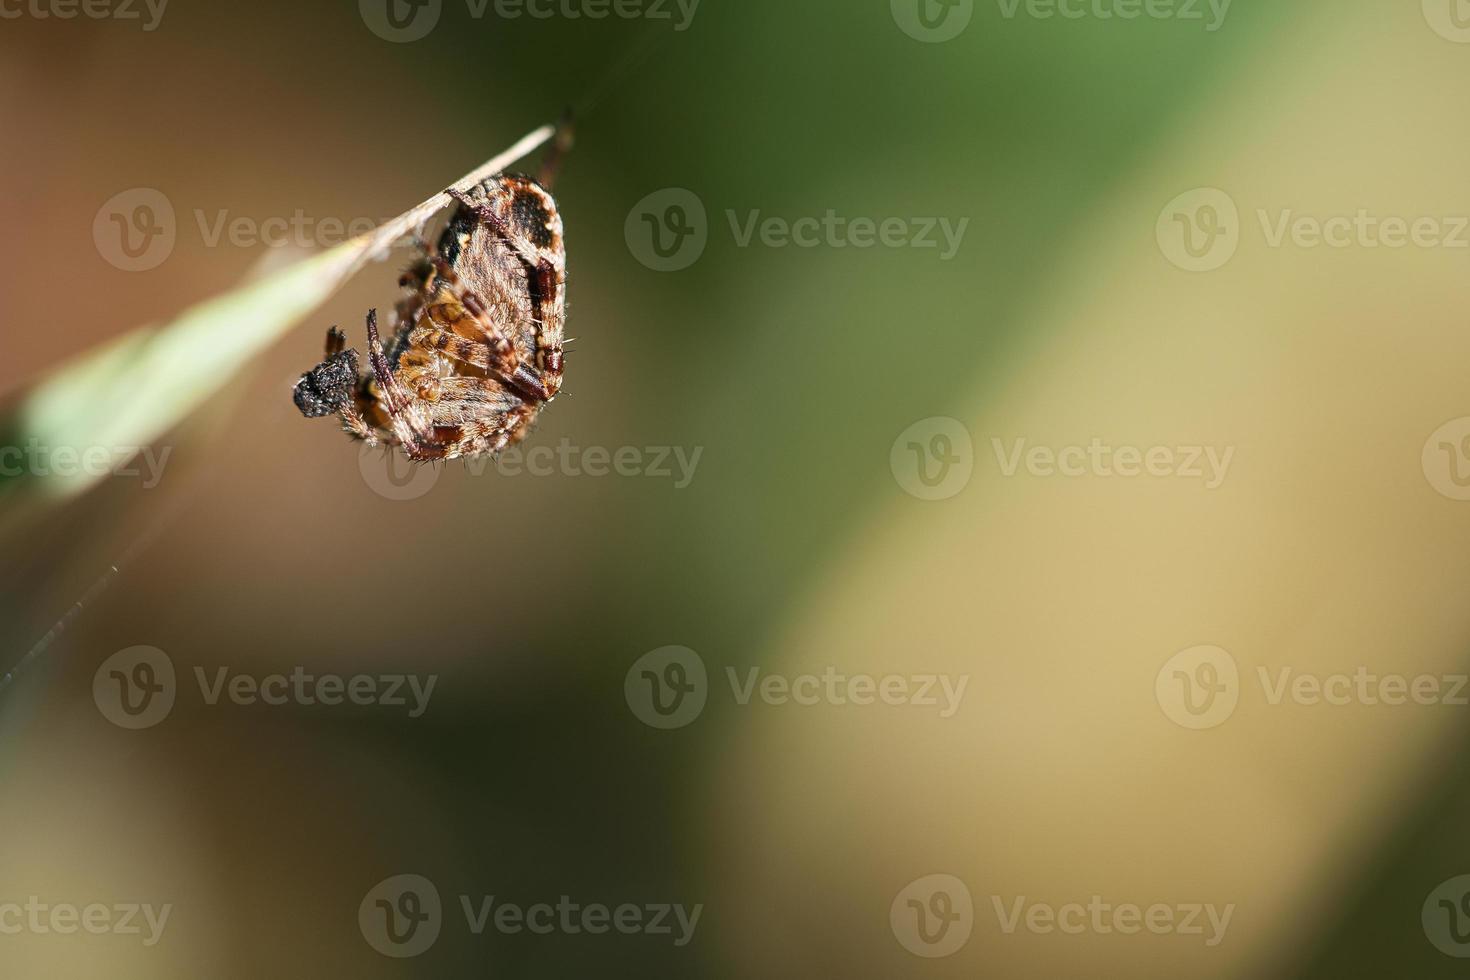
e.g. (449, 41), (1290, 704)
(5, 0), (1470, 976)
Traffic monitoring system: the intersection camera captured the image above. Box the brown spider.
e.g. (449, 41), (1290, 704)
(292, 124), (572, 462)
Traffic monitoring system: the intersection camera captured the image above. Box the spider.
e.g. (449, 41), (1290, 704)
(292, 122), (572, 462)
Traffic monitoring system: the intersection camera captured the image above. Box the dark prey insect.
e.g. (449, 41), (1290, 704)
(293, 124), (572, 462)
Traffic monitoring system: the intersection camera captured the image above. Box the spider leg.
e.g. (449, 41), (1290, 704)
(405, 323), (556, 404)
(427, 377), (524, 407)
(527, 257), (565, 396)
(442, 191), (566, 401)
(421, 252), (522, 373)
(445, 190), (549, 269)
(404, 324), (505, 374)
(431, 404), (538, 458)
(392, 350), (523, 412)
(394, 290), (427, 343)
(537, 108), (575, 190)
(393, 357), (442, 405)
(397, 236), (436, 293)
(338, 404), (377, 444)
(364, 309), (407, 411)
(363, 308), (445, 460)
(391, 234), (440, 338)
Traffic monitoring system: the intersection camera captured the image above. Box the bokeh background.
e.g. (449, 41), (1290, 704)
(5, 0), (1470, 975)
